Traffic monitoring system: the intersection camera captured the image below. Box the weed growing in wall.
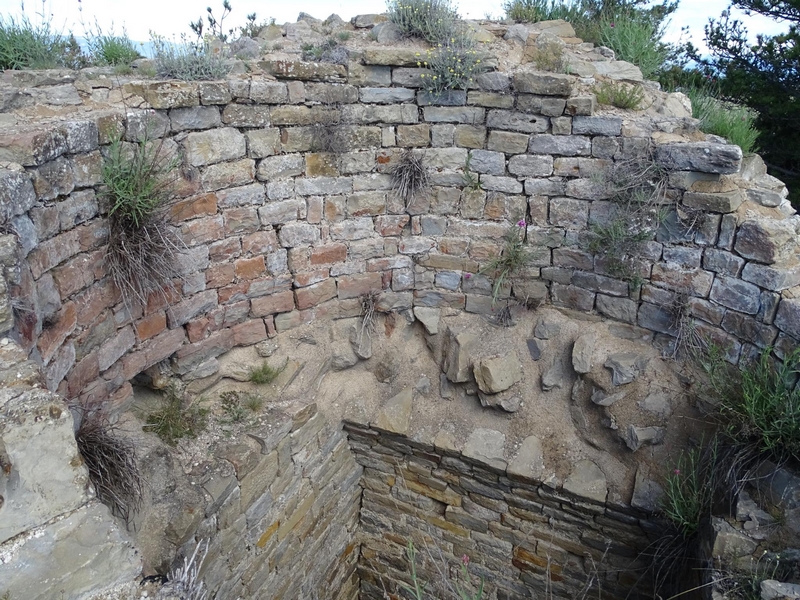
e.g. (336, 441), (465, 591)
(219, 390), (264, 423)
(529, 38), (571, 73)
(417, 30), (488, 94)
(302, 38), (349, 65)
(461, 155), (481, 191)
(84, 20), (141, 66)
(151, 34), (231, 81)
(404, 541), (485, 599)
(144, 384), (209, 446)
(248, 360), (286, 385)
(74, 403), (143, 526)
(480, 220), (532, 304)
(503, 0), (584, 23)
(687, 88), (759, 154)
(391, 150), (430, 207)
(594, 80), (645, 110)
(102, 130), (184, 308)
(586, 155), (668, 284)
(598, 13), (668, 80)
(387, 0), (460, 44)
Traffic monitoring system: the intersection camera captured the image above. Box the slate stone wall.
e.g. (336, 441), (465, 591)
(344, 420), (658, 600)
(0, 58), (797, 410)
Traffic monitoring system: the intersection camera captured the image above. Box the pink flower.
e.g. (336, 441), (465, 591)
(673, 469), (681, 475)
(464, 273), (472, 279)
(462, 554), (470, 566)
(610, 22), (615, 28)
(517, 219), (526, 228)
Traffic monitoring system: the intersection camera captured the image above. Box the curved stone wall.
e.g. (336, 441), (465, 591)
(0, 53), (797, 408)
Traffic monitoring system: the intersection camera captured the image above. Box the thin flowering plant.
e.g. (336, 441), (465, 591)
(661, 445), (715, 538)
(479, 218), (533, 305)
(418, 27), (488, 94)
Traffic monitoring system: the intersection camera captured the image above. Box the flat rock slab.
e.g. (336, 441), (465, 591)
(374, 387), (413, 434)
(478, 391), (521, 413)
(0, 501), (141, 600)
(631, 466), (664, 512)
(622, 425), (665, 452)
(441, 327), (478, 383)
(463, 428), (507, 471)
(526, 338), (544, 360)
(563, 459), (607, 503)
(508, 435), (546, 481)
(534, 315), (561, 339)
(572, 332), (596, 374)
(541, 359), (566, 391)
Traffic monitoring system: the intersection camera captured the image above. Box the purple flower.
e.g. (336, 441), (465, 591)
(464, 273), (472, 279)
(517, 219), (526, 228)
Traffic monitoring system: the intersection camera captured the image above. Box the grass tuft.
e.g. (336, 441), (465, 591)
(75, 404), (143, 526)
(248, 360), (286, 385)
(0, 11), (77, 70)
(480, 220), (532, 304)
(85, 21), (140, 66)
(151, 34), (231, 81)
(219, 390), (264, 422)
(687, 88), (759, 154)
(594, 80), (644, 109)
(144, 384), (208, 446)
(102, 131), (184, 308)
(391, 150), (430, 207)
(598, 13), (668, 80)
(503, 0), (584, 23)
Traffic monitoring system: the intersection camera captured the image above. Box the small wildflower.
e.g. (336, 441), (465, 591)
(517, 219), (526, 228)
(673, 469), (681, 475)
(464, 273), (472, 279)
(462, 554), (470, 566)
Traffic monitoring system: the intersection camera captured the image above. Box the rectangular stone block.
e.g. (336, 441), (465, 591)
(423, 106), (485, 124)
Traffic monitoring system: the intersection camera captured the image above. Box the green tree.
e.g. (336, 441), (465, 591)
(696, 1), (800, 201)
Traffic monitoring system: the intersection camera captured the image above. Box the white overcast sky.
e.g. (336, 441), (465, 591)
(0, 0), (789, 54)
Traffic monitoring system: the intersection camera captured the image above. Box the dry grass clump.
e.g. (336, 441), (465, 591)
(144, 384), (208, 446)
(391, 150), (430, 206)
(74, 405), (143, 525)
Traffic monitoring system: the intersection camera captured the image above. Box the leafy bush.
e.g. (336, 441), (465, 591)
(387, 0), (460, 44)
(503, 0), (584, 23)
(85, 21), (141, 66)
(480, 220), (533, 304)
(144, 385), (208, 446)
(418, 31), (488, 94)
(0, 12), (75, 70)
(102, 130), (183, 307)
(686, 88), (759, 154)
(529, 38), (570, 72)
(302, 38), (349, 65)
(594, 80), (644, 109)
(248, 360), (286, 385)
(151, 34), (231, 81)
(598, 13), (669, 79)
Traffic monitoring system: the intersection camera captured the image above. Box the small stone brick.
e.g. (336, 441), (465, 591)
(181, 215), (224, 246)
(295, 279), (337, 309)
(310, 244), (348, 265)
(136, 312), (167, 341)
(293, 268), (329, 288)
(251, 290), (296, 316)
(170, 193), (218, 222)
(337, 272), (383, 299)
(235, 256), (266, 280)
(232, 319), (268, 346)
(396, 124), (430, 147)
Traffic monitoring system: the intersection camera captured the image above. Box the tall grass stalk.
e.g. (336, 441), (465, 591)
(687, 88), (759, 154)
(503, 0), (584, 23)
(151, 33), (231, 81)
(85, 21), (141, 66)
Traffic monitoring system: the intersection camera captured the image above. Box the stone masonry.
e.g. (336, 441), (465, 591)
(0, 55), (797, 409)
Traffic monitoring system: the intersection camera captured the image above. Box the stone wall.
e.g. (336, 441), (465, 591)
(181, 402), (363, 599)
(0, 55), (798, 408)
(344, 421), (658, 600)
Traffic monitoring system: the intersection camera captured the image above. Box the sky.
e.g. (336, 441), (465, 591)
(0, 0), (790, 54)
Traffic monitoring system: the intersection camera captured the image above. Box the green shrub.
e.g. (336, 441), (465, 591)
(418, 30), (488, 94)
(686, 88), (759, 154)
(594, 80), (644, 109)
(529, 39), (570, 73)
(503, 0), (584, 23)
(144, 385), (208, 446)
(302, 38), (349, 65)
(387, 0), (459, 44)
(85, 21), (140, 66)
(336, 31), (351, 41)
(597, 13), (668, 80)
(720, 348), (800, 462)
(480, 220), (533, 304)
(151, 34), (231, 81)
(0, 12), (74, 70)
(248, 360), (286, 385)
